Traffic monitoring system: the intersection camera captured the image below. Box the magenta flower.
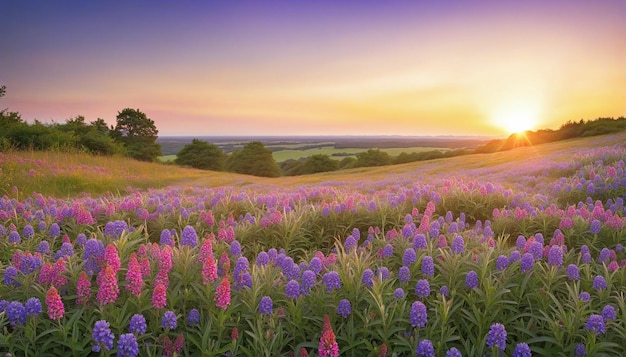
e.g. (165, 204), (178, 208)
(125, 253), (143, 296)
(76, 271), (92, 305)
(96, 264), (119, 306)
(215, 276), (231, 310)
(152, 282), (167, 309)
(45, 286), (64, 320)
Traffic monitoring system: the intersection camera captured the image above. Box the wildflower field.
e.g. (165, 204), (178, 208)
(1, 133), (626, 357)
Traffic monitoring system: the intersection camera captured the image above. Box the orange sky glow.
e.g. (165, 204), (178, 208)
(1, 1), (624, 136)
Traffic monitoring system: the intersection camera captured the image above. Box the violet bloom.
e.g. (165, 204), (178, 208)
(116, 333), (139, 357)
(585, 314), (605, 334)
(486, 323), (507, 350)
(446, 347), (462, 357)
(403, 248), (416, 266)
(180, 225), (198, 247)
(398, 266), (411, 283)
(574, 344), (586, 357)
(382, 244), (393, 258)
(129, 314), (147, 335)
(394, 288), (405, 299)
(566, 264), (579, 281)
(92, 320), (115, 352)
(592, 275), (607, 291)
(6, 301), (26, 326)
(25, 297), (42, 316)
(323, 271), (341, 292)
(590, 220), (601, 234)
(361, 269), (374, 287)
(415, 279), (431, 299)
(451, 236), (465, 254)
(496, 255), (509, 271)
(416, 339), (435, 357)
(410, 301), (427, 328)
(465, 271), (478, 289)
(579, 292), (591, 303)
(414, 234), (427, 250)
(259, 296), (273, 315)
(512, 343), (531, 357)
(285, 280), (300, 299)
(521, 253), (534, 273)
(602, 305), (616, 321)
(547, 246), (563, 267)
(161, 310), (177, 330)
(421, 256), (434, 277)
(336, 299), (352, 318)
(187, 308), (200, 327)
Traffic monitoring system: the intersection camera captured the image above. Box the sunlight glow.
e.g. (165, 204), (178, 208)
(491, 101), (541, 135)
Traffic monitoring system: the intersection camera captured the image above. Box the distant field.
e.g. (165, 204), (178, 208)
(159, 146), (450, 163)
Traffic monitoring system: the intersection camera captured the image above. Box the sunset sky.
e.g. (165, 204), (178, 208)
(1, 1), (624, 137)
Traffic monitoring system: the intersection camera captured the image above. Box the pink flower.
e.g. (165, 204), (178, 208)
(52, 258), (68, 288)
(158, 246), (173, 273)
(38, 262), (53, 285)
(140, 257), (151, 278)
(104, 244), (120, 274)
(96, 264), (119, 306)
(202, 256), (218, 285)
(76, 208), (95, 225)
(46, 286), (65, 320)
(214, 276), (231, 310)
(125, 253), (143, 296)
(76, 271), (92, 305)
(199, 238), (214, 262)
(152, 282), (167, 309)
(318, 314), (339, 357)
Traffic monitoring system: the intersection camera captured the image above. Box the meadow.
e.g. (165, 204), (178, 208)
(1, 133), (625, 356)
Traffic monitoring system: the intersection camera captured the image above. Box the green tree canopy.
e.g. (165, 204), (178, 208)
(175, 139), (225, 171)
(111, 108), (161, 161)
(301, 154), (339, 174)
(355, 149), (392, 167)
(226, 141), (281, 177)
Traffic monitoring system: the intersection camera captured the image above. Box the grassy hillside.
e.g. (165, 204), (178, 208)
(2, 132), (625, 199)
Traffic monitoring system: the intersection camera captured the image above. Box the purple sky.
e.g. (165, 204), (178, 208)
(1, 0), (624, 136)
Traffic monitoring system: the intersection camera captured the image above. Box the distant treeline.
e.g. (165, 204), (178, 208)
(476, 117), (626, 153)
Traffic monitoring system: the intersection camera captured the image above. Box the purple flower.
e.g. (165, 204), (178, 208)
(566, 264), (579, 281)
(230, 240), (242, 256)
(9, 231), (20, 244)
(585, 314), (605, 334)
(309, 257), (323, 274)
(602, 305), (616, 321)
(255, 251), (269, 266)
(25, 297), (42, 316)
(55, 242), (74, 260)
(574, 343), (586, 357)
(161, 310), (177, 330)
(394, 288), (405, 299)
(259, 296), (273, 315)
(446, 347), (462, 357)
(579, 292), (591, 303)
(515, 235), (526, 250)
(590, 219), (601, 234)
(49, 223), (61, 237)
(415, 279), (431, 299)
(597, 248), (610, 263)
(129, 314), (147, 335)
(116, 333), (139, 357)
(38, 240), (50, 254)
(377, 267), (390, 281)
(6, 301), (26, 326)
(301, 270), (316, 291)
(421, 256), (434, 277)
(414, 234), (427, 250)
(344, 235), (357, 251)
(580, 245), (590, 255)
(416, 339), (435, 357)
(547, 246), (563, 267)
(440, 285), (449, 297)
(403, 248), (416, 266)
(521, 253), (534, 273)
(512, 343), (531, 357)
(465, 271), (478, 289)
(529, 242), (543, 260)
(285, 280), (300, 298)
(0, 300), (7, 312)
(581, 252), (592, 264)
(323, 271), (341, 292)
(398, 266), (411, 283)
(23, 225), (34, 238)
(509, 250), (521, 264)
(187, 308), (200, 326)
(410, 301), (427, 328)
(3, 266), (19, 287)
(382, 244), (393, 258)
(592, 275), (607, 291)
(92, 320), (115, 352)
(486, 323), (507, 350)
(181, 225), (198, 247)
(337, 299), (352, 318)
(362, 269), (374, 287)
(496, 255), (509, 271)
(451, 236), (465, 254)
(160, 229), (173, 246)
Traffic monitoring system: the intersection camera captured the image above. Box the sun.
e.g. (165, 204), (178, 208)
(491, 105), (540, 135)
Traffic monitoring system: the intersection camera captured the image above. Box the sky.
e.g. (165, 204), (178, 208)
(1, 0), (624, 137)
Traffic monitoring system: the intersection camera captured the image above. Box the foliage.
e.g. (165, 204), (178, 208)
(282, 155), (339, 176)
(226, 141), (281, 177)
(355, 149), (393, 167)
(0, 132), (625, 356)
(175, 139), (225, 171)
(111, 108), (161, 162)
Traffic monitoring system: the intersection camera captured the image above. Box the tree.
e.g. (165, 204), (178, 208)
(111, 108), (161, 161)
(226, 141), (281, 177)
(175, 139), (225, 171)
(355, 149), (392, 167)
(301, 154), (339, 174)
